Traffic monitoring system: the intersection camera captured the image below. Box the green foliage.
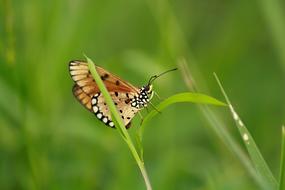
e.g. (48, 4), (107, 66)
(87, 56), (226, 189)
(139, 92), (226, 144)
(215, 73), (278, 190)
(86, 56), (152, 190)
(0, 0), (284, 189)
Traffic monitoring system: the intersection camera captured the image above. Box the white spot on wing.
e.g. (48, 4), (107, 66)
(93, 106), (99, 113)
(103, 117), (108, 123)
(97, 113), (102, 119)
(92, 98), (97, 105)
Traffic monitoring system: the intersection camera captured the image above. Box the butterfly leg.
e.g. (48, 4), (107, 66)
(145, 106), (150, 113)
(154, 91), (163, 100)
(138, 111), (144, 126)
(149, 102), (161, 114)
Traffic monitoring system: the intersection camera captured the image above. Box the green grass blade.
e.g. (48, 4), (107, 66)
(141, 92), (226, 128)
(137, 92), (226, 155)
(179, 61), (268, 188)
(85, 56), (126, 135)
(214, 73), (278, 190)
(85, 56), (152, 190)
(279, 126), (285, 190)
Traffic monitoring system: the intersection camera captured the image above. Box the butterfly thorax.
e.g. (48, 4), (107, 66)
(131, 85), (153, 109)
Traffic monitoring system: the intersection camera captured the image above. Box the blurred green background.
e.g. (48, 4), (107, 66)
(1, 0), (285, 189)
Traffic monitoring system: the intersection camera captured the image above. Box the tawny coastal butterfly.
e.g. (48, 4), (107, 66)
(69, 60), (176, 129)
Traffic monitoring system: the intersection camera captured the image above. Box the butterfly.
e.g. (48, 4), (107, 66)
(69, 60), (176, 129)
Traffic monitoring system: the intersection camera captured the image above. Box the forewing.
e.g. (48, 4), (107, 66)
(69, 60), (139, 97)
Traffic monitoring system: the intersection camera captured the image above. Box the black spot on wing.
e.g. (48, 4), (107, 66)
(101, 73), (109, 80)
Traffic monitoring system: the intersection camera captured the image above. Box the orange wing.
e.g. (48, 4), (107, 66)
(69, 60), (139, 97)
(70, 60), (142, 128)
(72, 84), (93, 111)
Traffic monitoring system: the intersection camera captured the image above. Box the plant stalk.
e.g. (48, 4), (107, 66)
(86, 56), (152, 190)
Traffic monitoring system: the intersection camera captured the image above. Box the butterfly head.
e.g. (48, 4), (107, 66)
(131, 68), (177, 109)
(141, 84), (154, 100)
(144, 84), (153, 95)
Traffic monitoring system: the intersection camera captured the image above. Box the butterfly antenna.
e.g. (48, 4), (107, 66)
(145, 106), (150, 113)
(148, 68), (178, 85)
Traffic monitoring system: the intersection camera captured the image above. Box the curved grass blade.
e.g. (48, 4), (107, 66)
(214, 73), (278, 190)
(85, 56), (152, 190)
(140, 92), (226, 131)
(179, 60), (271, 189)
(137, 92), (226, 159)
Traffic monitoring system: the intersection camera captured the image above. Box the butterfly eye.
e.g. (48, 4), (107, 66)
(144, 85), (153, 94)
(144, 86), (150, 91)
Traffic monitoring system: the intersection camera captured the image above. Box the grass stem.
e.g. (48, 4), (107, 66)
(86, 56), (152, 190)
(214, 73), (278, 190)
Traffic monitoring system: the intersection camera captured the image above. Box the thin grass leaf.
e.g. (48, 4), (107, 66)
(279, 126), (285, 190)
(179, 60), (270, 189)
(85, 56), (152, 190)
(214, 73), (278, 190)
(141, 92), (226, 130)
(137, 92), (226, 158)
